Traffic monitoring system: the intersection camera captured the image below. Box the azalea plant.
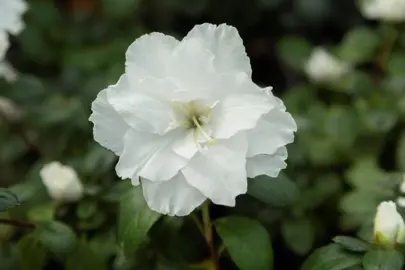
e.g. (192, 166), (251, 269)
(2, 0), (405, 270)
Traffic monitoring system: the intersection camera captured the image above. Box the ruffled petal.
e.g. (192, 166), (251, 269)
(116, 129), (187, 182)
(246, 147), (288, 178)
(182, 132), (248, 206)
(142, 173), (206, 216)
(89, 79), (130, 156)
(184, 23), (252, 76)
(125, 33), (179, 83)
(246, 105), (296, 157)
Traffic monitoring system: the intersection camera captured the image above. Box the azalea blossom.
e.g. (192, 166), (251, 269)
(373, 201), (405, 247)
(360, 0), (405, 22)
(90, 23), (297, 216)
(305, 47), (349, 83)
(0, 0), (28, 36)
(40, 162), (84, 202)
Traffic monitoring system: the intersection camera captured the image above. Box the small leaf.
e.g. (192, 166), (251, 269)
(118, 186), (161, 256)
(338, 27), (380, 63)
(65, 241), (107, 270)
(17, 234), (46, 270)
(0, 189), (20, 212)
(76, 200), (98, 220)
(282, 218), (315, 255)
(35, 221), (77, 254)
(332, 236), (369, 252)
(276, 36), (312, 69)
(362, 249), (404, 270)
(387, 52), (405, 76)
(301, 244), (362, 270)
(215, 216), (273, 270)
(27, 203), (56, 222)
(248, 174), (299, 207)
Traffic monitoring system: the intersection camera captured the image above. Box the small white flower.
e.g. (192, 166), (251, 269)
(40, 162), (84, 203)
(360, 0), (405, 22)
(0, 61), (17, 82)
(374, 201), (405, 246)
(397, 197), (405, 208)
(0, 96), (22, 122)
(0, 0), (28, 36)
(90, 23), (297, 216)
(0, 31), (9, 61)
(305, 47), (349, 83)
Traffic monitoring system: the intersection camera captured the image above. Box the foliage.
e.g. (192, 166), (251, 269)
(1, 0), (405, 269)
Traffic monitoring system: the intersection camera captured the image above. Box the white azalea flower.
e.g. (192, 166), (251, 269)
(40, 162), (84, 203)
(373, 201), (405, 246)
(360, 0), (405, 22)
(397, 197), (405, 208)
(305, 47), (349, 83)
(90, 23), (297, 216)
(0, 31), (9, 61)
(0, 0), (28, 36)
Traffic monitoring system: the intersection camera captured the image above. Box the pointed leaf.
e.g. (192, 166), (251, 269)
(363, 249), (404, 270)
(0, 189), (20, 212)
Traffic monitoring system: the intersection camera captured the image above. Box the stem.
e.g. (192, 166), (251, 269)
(202, 202), (220, 270)
(0, 218), (36, 229)
(378, 25), (399, 71)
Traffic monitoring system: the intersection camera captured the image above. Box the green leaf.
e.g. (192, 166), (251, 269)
(338, 27), (381, 63)
(27, 203), (56, 222)
(276, 36), (312, 69)
(35, 221), (77, 254)
(362, 249), (404, 270)
(248, 174), (300, 207)
(387, 52), (405, 76)
(397, 132), (405, 171)
(215, 216), (273, 270)
(0, 189), (20, 212)
(101, 0), (141, 19)
(65, 241), (107, 270)
(76, 200), (98, 220)
(17, 234), (47, 270)
(118, 186), (161, 256)
(282, 217), (315, 255)
(332, 236), (369, 252)
(301, 244), (362, 270)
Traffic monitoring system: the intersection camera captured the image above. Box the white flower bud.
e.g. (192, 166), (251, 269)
(397, 197), (405, 208)
(40, 162), (84, 203)
(374, 201), (405, 247)
(0, 96), (22, 122)
(305, 47), (349, 83)
(360, 0), (405, 22)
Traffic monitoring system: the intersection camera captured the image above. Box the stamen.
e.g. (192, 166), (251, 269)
(192, 116), (216, 145)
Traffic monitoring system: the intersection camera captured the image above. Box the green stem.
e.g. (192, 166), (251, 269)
(202, 202), (220, 270)
(0, 218), (36, 229)
(378, 24), (399, 71)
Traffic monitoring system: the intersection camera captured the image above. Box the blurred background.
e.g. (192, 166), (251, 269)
(2, 0), (405, 269)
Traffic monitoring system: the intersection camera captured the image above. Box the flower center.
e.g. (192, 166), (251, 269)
(172, 100), (216, 147)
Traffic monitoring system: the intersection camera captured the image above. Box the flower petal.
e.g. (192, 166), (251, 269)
(89, 79), (130, 156)
(107, 76), (175, 135)
(246, 147), (288, 178)
(125, 33), (179, 83)
(142, 173), (206, 216)
(246, 106), (297, 157)
(116, 129), (187, 182)
(184, 23), (252, 76)
(211, 78), (273, 138)
(182, 132), (248, 206)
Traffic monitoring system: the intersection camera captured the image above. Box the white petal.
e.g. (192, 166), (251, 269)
(211, 80), (273, 139)
(0, 31), (9, 61)
(142, 173), (206, 216)
(107, 76), (174, 135)
(89, 79), (130, 156)
(184, 23), (252, 76)
(246, 147), (288, 178)
(125, 33), (179, 83)
(116, 129), (187, 182)
(182, 132), (248, 206)
(246, 106), (297, 157)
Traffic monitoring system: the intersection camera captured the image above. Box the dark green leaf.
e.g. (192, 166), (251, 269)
(387, 52), (405, 76)
(17, 234), (46, 270)
(65, 241), (107, 270)
(362, 249), (404, 270)
(215, 216), (273, 270)
(301, 244), (362, 270)
(76, 200), (98, 220)
(248, 174), (300, 207)
(332, 236), (369, 252)
(0, 189), (20, 212)
(282, 218), (315, 255)
(118, 186), (161, 256)
(276, 36), (312, 69)
(35, 221), (77, 254)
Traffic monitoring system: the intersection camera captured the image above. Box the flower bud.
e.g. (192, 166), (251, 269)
(304, 47), (349, 83)
(40, 162), (84, 203)
(373, 201), (405, 247)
